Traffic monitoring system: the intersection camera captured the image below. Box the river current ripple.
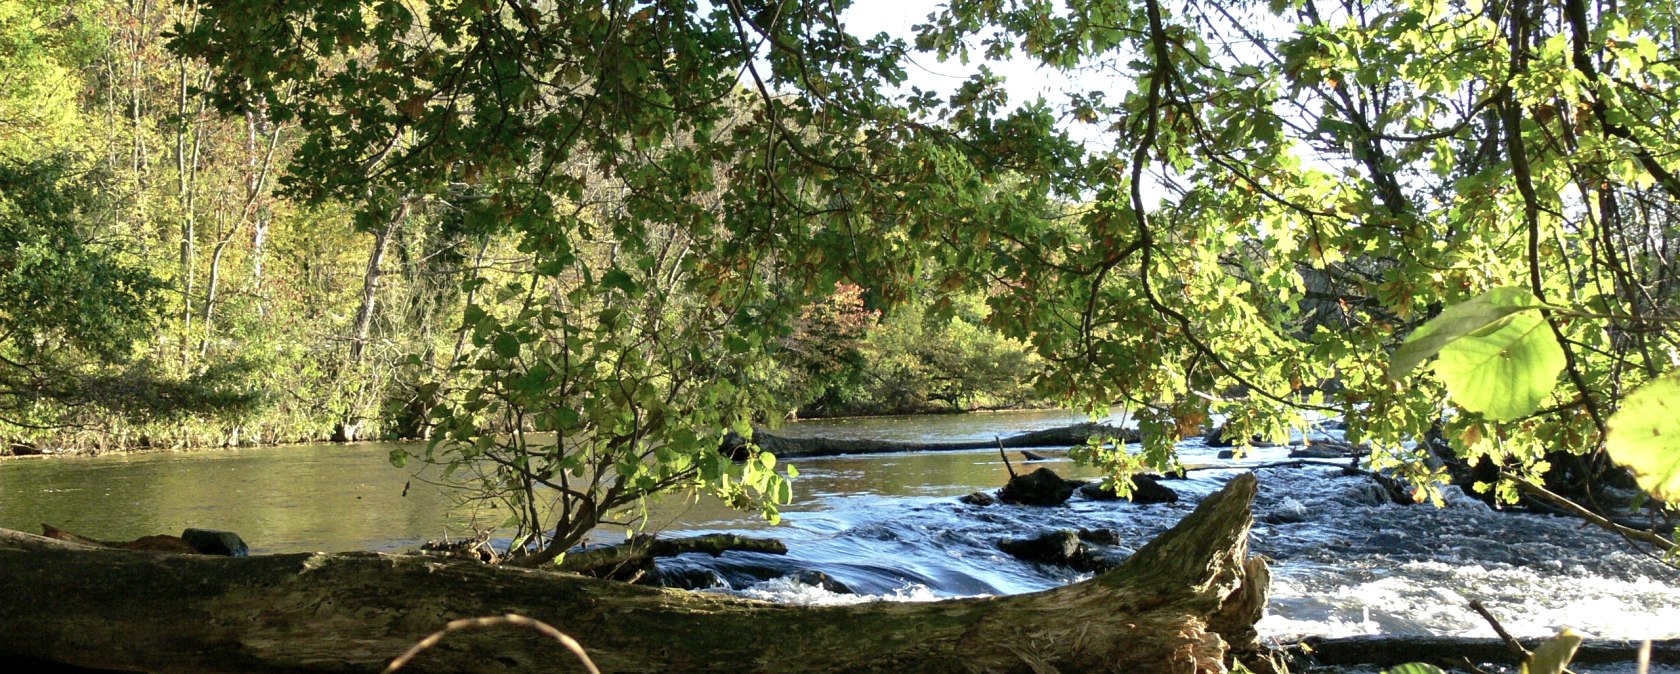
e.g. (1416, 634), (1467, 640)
(640, 424), (1680, 673)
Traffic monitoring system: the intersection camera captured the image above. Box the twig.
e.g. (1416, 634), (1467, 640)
(1509, 475), (1679, 557)
(383, 614), (601, 674)
(1469, 600), (1531, 660)
(1459, 657), (1496, 674)
(997, 435), (1018, 480)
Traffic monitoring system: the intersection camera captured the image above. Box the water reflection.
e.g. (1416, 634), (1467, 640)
(0, 443), (468, 553)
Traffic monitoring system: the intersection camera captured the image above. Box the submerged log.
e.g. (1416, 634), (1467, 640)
(731, 422), (1139, 459)
(0, 474), (1266, 674)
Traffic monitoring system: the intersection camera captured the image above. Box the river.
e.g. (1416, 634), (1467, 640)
(2, 409), (1677, 673)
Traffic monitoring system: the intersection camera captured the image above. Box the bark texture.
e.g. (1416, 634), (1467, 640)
(0, 474), (1266, 674)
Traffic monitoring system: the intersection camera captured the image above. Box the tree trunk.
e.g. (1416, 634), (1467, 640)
(0, 475), (1268, 674)
(350, 202), (407, 363)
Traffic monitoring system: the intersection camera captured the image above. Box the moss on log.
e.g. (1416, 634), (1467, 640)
(0, 474), (1266, 674)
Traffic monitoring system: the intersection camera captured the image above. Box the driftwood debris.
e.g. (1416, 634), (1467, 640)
(40, 523), (249, 556)
(0, 474), (1269, 674)
(730, 422), (1138, 460)
(1293, 635), (1680, 669)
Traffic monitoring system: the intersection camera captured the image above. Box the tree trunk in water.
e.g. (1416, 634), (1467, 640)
(0, 475), (1269, 674)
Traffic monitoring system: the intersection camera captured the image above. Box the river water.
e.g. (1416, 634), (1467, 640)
(3, 409), (1677, 673)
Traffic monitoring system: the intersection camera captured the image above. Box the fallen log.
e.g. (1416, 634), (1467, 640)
(0, 474), (1268, 674)
(1293, 635), (1680, 668)
(733, 422), (1138, 459)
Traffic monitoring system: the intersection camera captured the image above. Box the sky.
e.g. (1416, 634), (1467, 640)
(840, 0), (1096, 120)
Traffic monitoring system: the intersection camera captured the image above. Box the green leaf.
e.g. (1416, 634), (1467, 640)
(1522, 628), (1583, 674)
(1606, 375), (1680, 502)
(725, 334), (751, 354)
(1383, 665), (1447, 674)
(1390, 286), (1547, 380)
(493, 333), (520, 359)
(388, 448), (410, 468)
(1432, 310), (1564, 421)
(602, 269), (637, 293)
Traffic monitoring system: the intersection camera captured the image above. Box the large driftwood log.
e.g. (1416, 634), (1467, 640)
(1295, 635), (1680, 668)
(737, 422), (1139, 459)
(0, 474), (1265, 674)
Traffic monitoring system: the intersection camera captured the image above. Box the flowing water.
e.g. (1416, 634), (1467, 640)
(3, 410), (1677, 673)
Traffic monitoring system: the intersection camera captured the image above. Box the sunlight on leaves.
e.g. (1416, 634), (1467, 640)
(1389, 286), (1548, 380)
(1606, 375), (1680, 503)
(1521, 628), (1583, 674)
(1383, 663), (1448, 674)
(1432, 310), (1565, 421)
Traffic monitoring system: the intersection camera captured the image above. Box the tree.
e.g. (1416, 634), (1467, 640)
(168, 0), (1680, 556)
(169, 0), (1049, 559)
(915, 0), (1680, 526)
(0, 155), (253, 435)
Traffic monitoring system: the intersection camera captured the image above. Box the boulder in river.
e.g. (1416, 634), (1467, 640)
(998, 467), (1077, 506)
(1077, 528), (1123, 546)
(1079, 474), (1179, 504)
(1260, 497), (1311, 524)
(959, 491), (998, 506)
(1289, 439), (1365, 459)
(1020, 450), (1051, 462)
(998, 529), (1081, 566)
(790, 570), (853, 594)
(1204, 424), (1271, 448)
(998, 529), (1128, 572)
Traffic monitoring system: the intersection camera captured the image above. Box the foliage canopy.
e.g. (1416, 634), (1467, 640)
(136, 0), (1680, 556)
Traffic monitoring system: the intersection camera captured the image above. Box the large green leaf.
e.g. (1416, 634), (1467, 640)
(1432, 310), (1565, 421)
(1383, 664), (1447, 674)
(1389, 286), (1547, 380)
(1606, 375), (1680, 502)
(1521, 628), (1583, 674)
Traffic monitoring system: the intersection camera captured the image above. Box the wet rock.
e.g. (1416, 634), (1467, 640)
(998, 530), (1080, 565)
(181, 529), (250, 557)
(1261, 497), (1311, 524)
(959, 491), (998, 506)
(1342, 481), (1393, 508)
(1216, 449), (1237, 460)
(1020, 451), (1051, 462)
(1078, 475), (1179, 504)
(652, 565), (730, 590)
(999, 529), (1126, 572)
(1077, 528), (1123, 546)
(1204, 424), (1270, 448)
(998, 468), (1077, 506)
(791, 570), (853, 594)
(1289, 439), (1365, 459)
